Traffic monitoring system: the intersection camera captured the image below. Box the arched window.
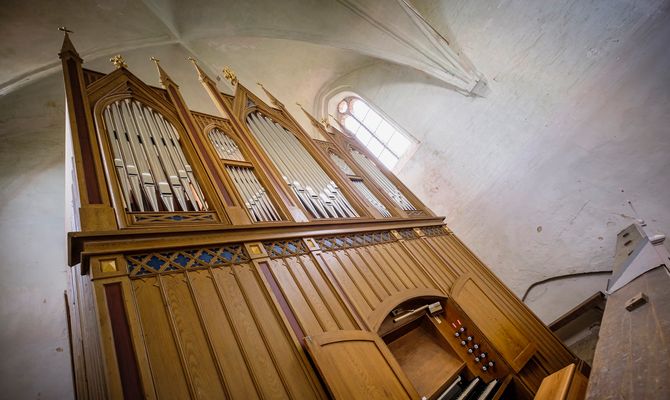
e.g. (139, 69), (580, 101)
(336, 97), (414, 170)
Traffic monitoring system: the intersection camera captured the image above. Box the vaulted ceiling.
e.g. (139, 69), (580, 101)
(0, 0), (480, 96)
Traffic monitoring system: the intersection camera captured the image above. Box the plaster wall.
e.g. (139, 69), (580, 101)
(323, 0), (670, 321)
(0, 74), (73, 399)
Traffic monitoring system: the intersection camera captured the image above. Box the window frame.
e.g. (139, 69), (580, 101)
(334, 95), (418, 172)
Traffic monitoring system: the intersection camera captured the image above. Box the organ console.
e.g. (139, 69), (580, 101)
(60, 30), (587, 400)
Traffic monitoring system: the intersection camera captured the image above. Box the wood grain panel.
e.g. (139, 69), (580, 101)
(362, 245), (413, 290)
(234, 263), (324, 400)
(305, 330), (419, 400)
(348, 247), (396, 296)
(380, 242), (434, 289)
(401, 239), (455, 291)
(298, 255), (357, 330)
(211, 266), (290, 399)
(160, 274), (227, 399)
(285, 256), (341, 332)
(132, 277), (191, 399)
(334, 249), (381, 307)
(188, 270), (260, 399)
(317, 251), (374, 320)
(340, 248), (389, 300)
(452, 275), (536, 372)
(270, 258), (327, 334)
(535, 363), (587, 400)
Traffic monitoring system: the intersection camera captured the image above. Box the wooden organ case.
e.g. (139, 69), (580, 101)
(60, 32), (587, 400)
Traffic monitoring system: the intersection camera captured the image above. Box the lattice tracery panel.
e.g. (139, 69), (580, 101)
(131, 212), (216, 224)
(421, 226), (449, 237)
(397, 229), (418, 240)
(126, 244), (249, 277)
(316, 231), (395, 251)
(262, 240), (308, 259)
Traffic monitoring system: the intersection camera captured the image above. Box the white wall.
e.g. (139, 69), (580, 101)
(321, 0), (670, 321)
(0, 73), (73, 399)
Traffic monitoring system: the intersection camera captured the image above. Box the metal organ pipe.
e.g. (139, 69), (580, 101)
(246, 112), (358, 219)
(205, 125), (281, 222)
(209, 128), (245, 161)
(329, 152), (392, 218)
(102, 99), (207, 212)
(350, 149), (417, 212)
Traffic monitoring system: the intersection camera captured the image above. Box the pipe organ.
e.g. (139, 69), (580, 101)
(61, 31), (587, 400)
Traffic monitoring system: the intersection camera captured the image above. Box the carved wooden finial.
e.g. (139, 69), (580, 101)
(58, 26), (80, 60)
(150, 56), (160, 64)
(110, 55), (128, 69)
(222, 66), (238, 86)
(321, 117), (331, 129)
(296, 102), (303, 108)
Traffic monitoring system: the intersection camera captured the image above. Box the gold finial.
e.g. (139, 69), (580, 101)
(222, 66), (238, 86)
(150, 56), (160, 64)
(110, 54), (127, 69)
(58, 26), (73, 34)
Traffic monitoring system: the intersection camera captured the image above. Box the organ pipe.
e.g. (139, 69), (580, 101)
(208, 128), (246, 161)
(226, 165), (281, 222)
(330, 152), (391, 217)
(246, 112), (358, 219)
(102, 99), (208, 212)
(350, 149), (416, 211)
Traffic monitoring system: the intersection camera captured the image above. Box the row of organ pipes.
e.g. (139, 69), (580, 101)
(102, 99), (207, 212)
(94, 57), (413, 224)
(246, 111), (359, 219)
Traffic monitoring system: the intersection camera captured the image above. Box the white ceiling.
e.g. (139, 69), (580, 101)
(0, 0), (480, 96)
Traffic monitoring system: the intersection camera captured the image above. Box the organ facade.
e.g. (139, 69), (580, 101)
(61, 31), (587, 400)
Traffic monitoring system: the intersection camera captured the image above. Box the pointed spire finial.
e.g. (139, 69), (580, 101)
(187, 57), (209, 82)
(150, 56), (173, 88)
(222, 66), (238, 86)
(320, 117), (331, 129)
(256, 82), (283, 109)
(58, 26), (80, 60)
(296, 102), (303, 108)
(110, 55), (127, 69)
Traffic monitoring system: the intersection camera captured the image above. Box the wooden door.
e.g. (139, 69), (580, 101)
(305, 330), (419, 400)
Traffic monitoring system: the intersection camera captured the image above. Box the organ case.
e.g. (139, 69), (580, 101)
(60, 32), (587, 400)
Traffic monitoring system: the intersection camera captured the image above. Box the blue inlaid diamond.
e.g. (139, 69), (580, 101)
(221, 250), (234, 261)
(174, 254), (189, 267)
(198, 252), (213, 263)
(171, 215), (184, 221)
(287, 243), (298, 253)
(147, 255), (165, 271)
